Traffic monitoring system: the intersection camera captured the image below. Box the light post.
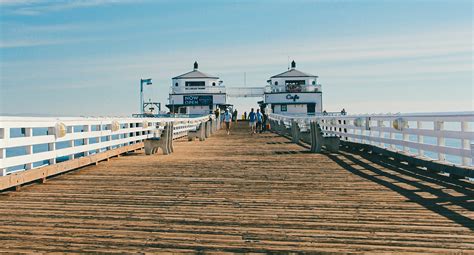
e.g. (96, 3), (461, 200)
(140, 78), (152, 114)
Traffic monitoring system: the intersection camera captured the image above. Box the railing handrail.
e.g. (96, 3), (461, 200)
(269, 112), (474, 168)
(0, 115), (212, 175)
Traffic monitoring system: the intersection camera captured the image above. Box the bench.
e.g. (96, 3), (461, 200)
(271, 119), (340, 153)
(309, 121), (340, 153)
(188, 121), (206, 141)
(144, 122), (174, 155)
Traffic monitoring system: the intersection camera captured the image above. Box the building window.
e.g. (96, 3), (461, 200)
(281, 104), (287, 112)
(185, 81), (205, 87)
(212, 82), (216, 86)
(175, 82), (178, 87)
(312, 80), (316, 85)
(274, 81), (278, 86)
(285, 80), (305, 92)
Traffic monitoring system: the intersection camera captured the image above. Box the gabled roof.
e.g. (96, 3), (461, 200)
(271, 68), (318, 79)
(172, 70), (219, 80)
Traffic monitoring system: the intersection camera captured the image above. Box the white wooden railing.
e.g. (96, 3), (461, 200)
(0, 115), (211, 176)
(269, 112), (474, 167)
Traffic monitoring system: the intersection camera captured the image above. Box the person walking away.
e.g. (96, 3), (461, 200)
(244, 111), (247, 120)
(256, 109), (263, 133)
(223, 109), (232, 135)
(214, 108), (220, 129)
(262, 110), (268, 132)
(233, 109), (238, 123)
(248, 108), (256, 134)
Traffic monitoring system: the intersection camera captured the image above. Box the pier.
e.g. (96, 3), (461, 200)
(0, 120), (473, 253)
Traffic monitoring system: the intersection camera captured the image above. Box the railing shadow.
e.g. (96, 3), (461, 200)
(326, 150), (474, 231)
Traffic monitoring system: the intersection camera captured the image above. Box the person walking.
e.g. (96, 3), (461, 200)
(262, 110), (268, 133)
(223, 109), (232, 135)
(233, 109), (238, 123)
(248, 108), (256, 134)
(256, 109), (263, 133)
(244, 111), (247, 120)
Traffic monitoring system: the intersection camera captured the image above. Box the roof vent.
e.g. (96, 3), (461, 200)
(291, 60), (296, 69)
(193, 61), (198, 70)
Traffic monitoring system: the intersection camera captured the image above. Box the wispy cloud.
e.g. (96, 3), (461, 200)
(0, 37), (104, 48)
(2, 0), (140, 15)
(0, 0), (43, 6)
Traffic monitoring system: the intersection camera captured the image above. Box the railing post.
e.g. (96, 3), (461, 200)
(434, 120), (445, 161)
(402, 130), (409, 153)
(471, 144), (474, 167)
(107, 123), (112, 151)
(25, 128), (33, 170)
(68, 126), (75, 160)
(461, 121), (471, 166)
(48, 127), (56, 165)
(377, 120), (384, 148)
(83, 125), (90, 156)
(364, 117), (371, 145)
(0, 127), (8, 176)
(96, 124), (101, 153)
(389, 127), (395, 151)
(417, 121), (424, 157)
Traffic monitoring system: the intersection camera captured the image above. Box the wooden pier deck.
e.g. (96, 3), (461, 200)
(0, 122), (473, 253)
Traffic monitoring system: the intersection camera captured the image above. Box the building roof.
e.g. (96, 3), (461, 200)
(271, 60), (318, 79)
(172, 61), (219, 79)
(271, 68), (318, 78)
(172, 70), (219, 79)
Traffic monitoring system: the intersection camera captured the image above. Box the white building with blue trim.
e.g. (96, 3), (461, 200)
(264, 61), (322, 114)
(167, 62), (228, 115)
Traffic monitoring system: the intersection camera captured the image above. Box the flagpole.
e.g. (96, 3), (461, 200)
(140, 78), (152, 115)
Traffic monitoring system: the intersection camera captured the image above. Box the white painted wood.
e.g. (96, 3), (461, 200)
(461, 121), (470, 166)
(417, 121), (424, 157)
(269, 112), (474, 167)
(435, 121), (446, 161)
(0, 115), (210, 173)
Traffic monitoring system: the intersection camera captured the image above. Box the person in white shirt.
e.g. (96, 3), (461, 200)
(223, 109), (232, 135)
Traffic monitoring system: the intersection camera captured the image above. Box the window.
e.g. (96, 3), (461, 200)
(175, 82), (178, 87)
(312, 80), (316, 85)
(285, 80), (305, 92)
(274, 81), (278, 85)
(212, 82), (216, 86)
(185, 81), (205, 87)
(281, 104), (287, 112)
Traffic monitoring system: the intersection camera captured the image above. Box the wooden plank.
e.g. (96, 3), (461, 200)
(0, 142), (143, 191)
(0, 122), (472, 253)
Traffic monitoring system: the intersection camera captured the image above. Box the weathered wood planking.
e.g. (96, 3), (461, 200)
(0, 122), (472, 253)
(0, 142), (143, 191)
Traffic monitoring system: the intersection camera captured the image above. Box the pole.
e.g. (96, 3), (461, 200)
(140, 79), (143, 114)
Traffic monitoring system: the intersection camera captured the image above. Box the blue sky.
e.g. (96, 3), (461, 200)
(0, 0), (472, 116)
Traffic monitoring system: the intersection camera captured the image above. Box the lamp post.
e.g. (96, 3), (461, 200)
(140, 78), (152, 114)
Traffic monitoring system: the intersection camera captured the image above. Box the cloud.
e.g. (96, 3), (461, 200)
(0, 37), (104, 48)
(0, 0), (43, 6)
(2, 0), (140, 15)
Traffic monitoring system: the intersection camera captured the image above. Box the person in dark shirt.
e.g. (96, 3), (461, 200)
(248, 108), (256, 134)
(256, 109), (263, 133)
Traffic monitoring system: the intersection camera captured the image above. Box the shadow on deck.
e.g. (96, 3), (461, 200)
(0, 121), (472, 253)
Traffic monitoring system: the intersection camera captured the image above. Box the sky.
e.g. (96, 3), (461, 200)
(0, 0), (472, 116)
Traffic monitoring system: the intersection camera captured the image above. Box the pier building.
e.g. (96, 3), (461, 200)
(264, 61), (322, 114)
(167, 62), (228, 114)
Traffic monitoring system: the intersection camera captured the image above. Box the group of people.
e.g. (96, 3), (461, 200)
(221, 108), (268, 135)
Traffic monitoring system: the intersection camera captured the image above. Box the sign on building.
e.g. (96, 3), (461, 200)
(183, 95), (213, 106)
